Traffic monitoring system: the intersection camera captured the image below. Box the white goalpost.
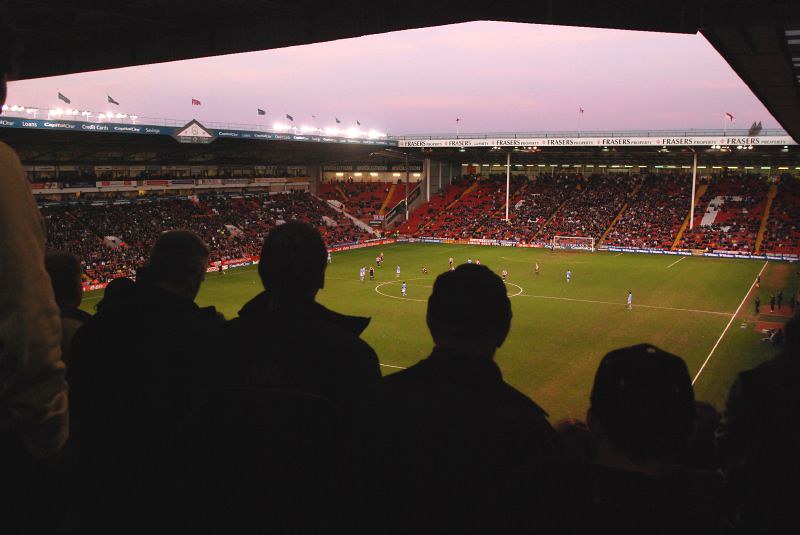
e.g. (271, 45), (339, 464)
(551, 235), (595, 252)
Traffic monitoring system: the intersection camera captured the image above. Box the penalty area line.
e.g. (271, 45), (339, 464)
(692, 261), (768, 386)
(380, 363), (407, 370)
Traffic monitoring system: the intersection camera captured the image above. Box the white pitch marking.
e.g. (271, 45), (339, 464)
(692, 261), (769, 386)
(375, 279), (524, 300)
(614, 252), (623, 257)
(374, 278), (429, 302)
(517, 293), (732, 317)
(666, 256), (687, 269)
(505, 282), (524, 298)
(380, 363), (407, 370)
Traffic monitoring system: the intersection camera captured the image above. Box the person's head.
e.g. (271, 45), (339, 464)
(258, 221), (326, 300)
(588, 344), (695, 464)
(44, 251), (83, 308)
(147, 230), (210, 300)
(426, 264), (512, 358)
(96, 276), (136, 313)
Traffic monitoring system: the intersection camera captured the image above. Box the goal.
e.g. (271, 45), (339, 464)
(551, 235), (595, 252)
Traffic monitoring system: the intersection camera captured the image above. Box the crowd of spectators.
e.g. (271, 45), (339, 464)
(502, 173), (582, 241)
(319, 180), (389, 221)
(604, 174), (692, 249)
(761, 177), (800, 255)
(41, 191), (372, 284)
(538, 173), (638, 242)
(397, 172), (796, 254)
(679, 174), (768, 252)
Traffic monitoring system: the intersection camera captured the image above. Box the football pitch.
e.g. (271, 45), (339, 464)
(81, 243), (796, 421)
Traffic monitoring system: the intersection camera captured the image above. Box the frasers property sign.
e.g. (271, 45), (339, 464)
(398, 136), (798, 148)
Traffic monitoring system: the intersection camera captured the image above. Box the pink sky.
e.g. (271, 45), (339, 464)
(6, 21), (779, 135)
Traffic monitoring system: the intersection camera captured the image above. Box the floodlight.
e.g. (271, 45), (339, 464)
(1, 104), (7, 110)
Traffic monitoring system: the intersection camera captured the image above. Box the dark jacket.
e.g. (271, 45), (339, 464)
(67, 281), (224, 532)
(69, 281), (223, 452)
(359, 348), (563, 533)
(58, 305), (92, 364)
(220, 291), (380, 411)
(716, 354), (800, 534)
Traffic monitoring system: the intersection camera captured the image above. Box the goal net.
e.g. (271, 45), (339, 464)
(552, 235), (595, 252)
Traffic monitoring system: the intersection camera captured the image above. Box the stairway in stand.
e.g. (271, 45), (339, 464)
(378, 183), (397, 216)
(755, 184), (778, 254)
(597, 182), (643, 246)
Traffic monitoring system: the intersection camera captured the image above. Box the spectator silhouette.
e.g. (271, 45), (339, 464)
(584, 344), (722, 534)
(717, 315), (800, 534)
(359, 264), (563, 533)
(220, 221), (380, 411)
(0, 26), (69, 533)
(68, 230), (224, 531)
(94, 276), (135, 313)
(44, 251), (92, 364)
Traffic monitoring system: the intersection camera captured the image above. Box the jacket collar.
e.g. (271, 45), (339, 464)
(424, 347), (504, 383)
(239, 291), (371, 336)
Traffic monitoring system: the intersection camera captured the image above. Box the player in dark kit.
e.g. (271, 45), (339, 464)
(777, 290), (783, 310)
(369, 266), (375, 281)
(755, 295), (760, 315)
(770, 294), (775, 313)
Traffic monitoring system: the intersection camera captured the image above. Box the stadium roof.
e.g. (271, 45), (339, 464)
(5, 1), (800, 140)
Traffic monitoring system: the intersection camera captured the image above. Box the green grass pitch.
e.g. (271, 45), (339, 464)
(81, 243), (796, 422)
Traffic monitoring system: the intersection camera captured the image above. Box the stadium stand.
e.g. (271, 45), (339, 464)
(319, 180), (390, 221)
(678, 174), (769, 252)
(761, 177), (800, 255)
(538, 174), (639, 242)
(42, 191), (372, 284)
(604, 174), (692, 249)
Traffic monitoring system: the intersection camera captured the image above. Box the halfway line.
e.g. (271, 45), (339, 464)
(692, 261), (769, 386)
(666, 256), (687, 269)
(517, 293), (733, 317)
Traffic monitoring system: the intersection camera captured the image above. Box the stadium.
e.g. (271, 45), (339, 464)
(2, 2), (799, 534)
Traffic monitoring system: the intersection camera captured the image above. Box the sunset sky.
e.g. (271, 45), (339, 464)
(5, 21), (778, 135)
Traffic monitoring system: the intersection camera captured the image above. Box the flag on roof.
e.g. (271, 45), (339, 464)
(257, 108), (266, 115)
(58, 92), (71, 104)
(191, 98), (202, 106)
(456, 117), (460, 123)
(725, 112), (734, 121)
(335, 117), (341, 124)
(107, 95), (120, 105)
(579, 107), (585, 114)
(286, 114), (294, 121)
(356, 120), (361, 126)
